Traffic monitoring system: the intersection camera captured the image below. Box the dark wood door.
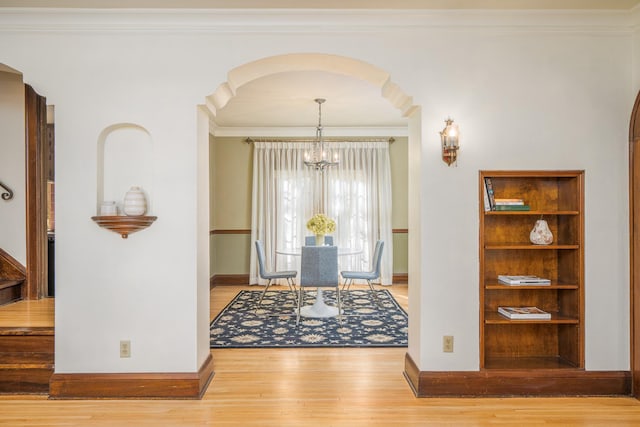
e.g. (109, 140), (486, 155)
(24, 84), (48, 300)
(629, 90), (640, 398)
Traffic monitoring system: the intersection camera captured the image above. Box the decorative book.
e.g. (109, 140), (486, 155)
(484, 177), (496, 211)
(498, 306), (551, 320)
(498, 275), (551, 285)
(494, 205), (530, 211)
(494, 198), (525, 206)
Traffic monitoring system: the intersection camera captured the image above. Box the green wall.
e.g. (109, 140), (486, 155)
(210, 136), (408, 278)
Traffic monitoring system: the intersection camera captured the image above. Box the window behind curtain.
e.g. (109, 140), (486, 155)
(250, 140), (393, 285)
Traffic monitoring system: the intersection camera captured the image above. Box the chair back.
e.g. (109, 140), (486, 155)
(371, 240), (384, 277)
(300, 245), (338, 287)
(255, 240), (268, 278)
(304, 235), (334, 246)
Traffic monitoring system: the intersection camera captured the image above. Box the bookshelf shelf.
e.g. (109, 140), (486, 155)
(485, 311), (579, 324)
(485, 244), (579, 250)
(479, 170), (584, 372)
(485, 283), (579, 290)
(485, 210), (580, 216)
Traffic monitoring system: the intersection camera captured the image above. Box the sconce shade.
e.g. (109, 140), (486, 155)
(440, 118), (460, 166)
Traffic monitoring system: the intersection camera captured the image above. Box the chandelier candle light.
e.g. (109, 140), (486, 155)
(304, 98), (339, 172)
(306, 213), (336, 246)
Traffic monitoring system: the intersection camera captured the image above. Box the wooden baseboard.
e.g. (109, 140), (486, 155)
(392, 273), (408, 284)
(210, 274), (249, 287)
(49, 353), (214, 399)
(404, 353), (631, 397)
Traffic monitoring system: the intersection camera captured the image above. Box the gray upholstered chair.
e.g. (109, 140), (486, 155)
(304, 235), (334, 246)
(255, 240), (298, 311)
(341, 240), (384, 307)
(297, 245), (341, 325)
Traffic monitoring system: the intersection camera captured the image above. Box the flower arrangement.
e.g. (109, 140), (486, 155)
(306, 213), (336, 235)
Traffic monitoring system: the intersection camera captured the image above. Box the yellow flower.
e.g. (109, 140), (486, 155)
(306, 213), (336, 235)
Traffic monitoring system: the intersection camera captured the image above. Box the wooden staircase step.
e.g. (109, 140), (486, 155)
(0, 326), (54, 394)
(0, 279), (23, 291)
(0, 280), (23, 306)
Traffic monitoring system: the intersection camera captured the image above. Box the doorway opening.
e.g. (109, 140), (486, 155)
(202, 53), (421, 353)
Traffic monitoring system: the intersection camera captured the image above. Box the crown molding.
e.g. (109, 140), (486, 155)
(210, 126), (408, 138)
(0, 8), (633, 34)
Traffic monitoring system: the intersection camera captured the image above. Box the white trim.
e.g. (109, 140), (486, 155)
(0, 8), (633, 34)
(211, 126), (408, 138)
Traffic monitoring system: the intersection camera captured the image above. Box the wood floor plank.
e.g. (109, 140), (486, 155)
(0, 298), (54, 328)
(0, 285), (639, 425)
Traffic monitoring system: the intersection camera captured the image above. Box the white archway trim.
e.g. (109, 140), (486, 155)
(205, 53), (416, 120)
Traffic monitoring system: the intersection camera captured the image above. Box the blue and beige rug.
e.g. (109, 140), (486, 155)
(210, 289), (408, 348)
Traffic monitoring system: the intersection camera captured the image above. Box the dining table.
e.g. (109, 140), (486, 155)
(276, 246), (362, 318)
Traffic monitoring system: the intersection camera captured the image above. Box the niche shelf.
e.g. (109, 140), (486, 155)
(91, 215), (157, 239)
(94, 123), (155, 239)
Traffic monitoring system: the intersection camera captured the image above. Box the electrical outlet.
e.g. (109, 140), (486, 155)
(120, 340), (131, 358)
(443, 335), (454, 353)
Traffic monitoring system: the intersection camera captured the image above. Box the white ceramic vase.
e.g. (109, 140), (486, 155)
(100, 201), (117, 216)
(123, 186), (147, 216)
(530, 219), (553, 245)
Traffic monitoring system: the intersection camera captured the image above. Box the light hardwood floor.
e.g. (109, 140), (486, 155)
(0, 285), (639, 426)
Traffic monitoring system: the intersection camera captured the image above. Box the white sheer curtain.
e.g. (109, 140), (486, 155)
(325, 141), (393, 285)
(250, 140), (393, 286)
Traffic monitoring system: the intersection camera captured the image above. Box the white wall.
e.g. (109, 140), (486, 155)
(0, 67), (26, 265)
(0, 8), (632, 374)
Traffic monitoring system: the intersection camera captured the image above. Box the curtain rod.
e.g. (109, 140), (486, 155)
(244, 137), (395, 144)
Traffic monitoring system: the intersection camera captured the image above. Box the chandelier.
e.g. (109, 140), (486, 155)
(304, 98), (339, 171)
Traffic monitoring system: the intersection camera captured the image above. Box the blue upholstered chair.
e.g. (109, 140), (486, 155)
(255, 240), (298, 311)
(297, 245), (341, 326)
(340, 240), (384, 307)
(304, 235), (334, 246)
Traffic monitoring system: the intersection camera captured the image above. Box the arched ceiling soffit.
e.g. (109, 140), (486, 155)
(206, 53), (415, 129)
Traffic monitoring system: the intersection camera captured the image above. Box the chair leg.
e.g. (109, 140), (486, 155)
(336, 286), (343, 326)
(340, 278), (351, 303)
(287, 278), (298, 306)
(296, 286), (304, 326)
(367, 279), (383, 308)
(255, 279), (272, 312)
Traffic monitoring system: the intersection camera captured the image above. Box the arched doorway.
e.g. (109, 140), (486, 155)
(200, 52), (422, 365)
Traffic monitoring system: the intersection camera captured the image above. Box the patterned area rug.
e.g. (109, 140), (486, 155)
(210, 289), (408, 348)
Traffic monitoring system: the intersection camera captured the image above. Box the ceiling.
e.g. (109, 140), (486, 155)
(4, 1), (637, 133)
(0, 1), (639, 9)
(213, 71), (406, 131)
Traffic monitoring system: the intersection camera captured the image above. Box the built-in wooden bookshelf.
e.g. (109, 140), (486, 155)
(479, 170), (584, 371)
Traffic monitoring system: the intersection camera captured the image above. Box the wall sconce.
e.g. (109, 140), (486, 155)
(440, 118), (460, 166)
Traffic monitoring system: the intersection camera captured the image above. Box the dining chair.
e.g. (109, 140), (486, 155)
(255, 240), (298, 311)
(297, 245), (342, 326)
(304, 235), (334, 246)
(340, 240), (384, 308)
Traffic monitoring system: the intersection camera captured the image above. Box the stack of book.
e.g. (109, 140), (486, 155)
(498, 275), (551, 285)
(494, 198), (530, 211)
(498, 306), (551, 320)
(482, 178), (530, 211)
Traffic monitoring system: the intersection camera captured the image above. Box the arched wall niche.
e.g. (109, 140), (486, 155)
(97, 123), (153, 216)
